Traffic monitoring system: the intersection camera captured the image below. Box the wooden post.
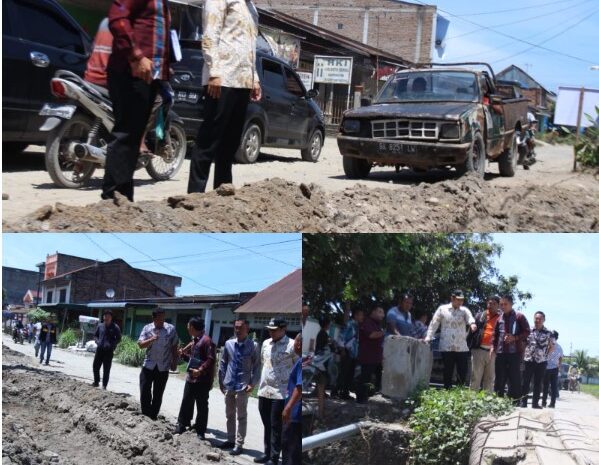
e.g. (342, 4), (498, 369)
(573, 87), (585, 172)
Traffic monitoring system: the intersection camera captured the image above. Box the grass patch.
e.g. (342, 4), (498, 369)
(57, 328), (79, 348)
(581, 384), (599, 399)
(114, 336), (146, 367)
(409, 388), (514, 465)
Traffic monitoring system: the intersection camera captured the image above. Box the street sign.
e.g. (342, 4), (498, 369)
(313, 56), (353, 85)
(297, 72), (314, 91)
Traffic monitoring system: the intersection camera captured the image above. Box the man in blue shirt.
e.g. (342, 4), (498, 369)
(218, 318), (260, 456)
(386, 293), (415, 337)
(282, 333), (302, 465)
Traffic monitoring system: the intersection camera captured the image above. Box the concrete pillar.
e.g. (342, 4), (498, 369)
(382, 335), (433, 400)
(204, 307), (213, 338)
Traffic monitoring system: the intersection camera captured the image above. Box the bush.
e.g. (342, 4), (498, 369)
(574, 108), (599, 168)
(57, 328), (79, 348)
(114, 336), (146, 367)
(409, 388), (513, 465)
(26, 308), (52, 324)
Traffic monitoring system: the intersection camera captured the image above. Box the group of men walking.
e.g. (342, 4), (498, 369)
(91, 309), (301, 465)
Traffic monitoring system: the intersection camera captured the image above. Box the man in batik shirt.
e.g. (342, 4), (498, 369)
(521, 311), (553, 408)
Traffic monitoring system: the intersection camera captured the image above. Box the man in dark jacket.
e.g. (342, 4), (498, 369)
(491, 295), (530, 402)
(39, 319), (58, 365)
(174, 318), (215, 439)
(92, 310), (122, 389)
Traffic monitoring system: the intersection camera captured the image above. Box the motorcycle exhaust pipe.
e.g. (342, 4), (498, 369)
(73, 143), (106, 164)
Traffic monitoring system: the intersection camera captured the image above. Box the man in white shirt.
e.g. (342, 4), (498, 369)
(425, 290), (477, 389)
(255, 318), (298, 465)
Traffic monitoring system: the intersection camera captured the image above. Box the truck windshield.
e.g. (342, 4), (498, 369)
(376, 71), (479, 103)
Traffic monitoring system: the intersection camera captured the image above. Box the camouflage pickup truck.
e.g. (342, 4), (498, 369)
(337, 63), (529, 179)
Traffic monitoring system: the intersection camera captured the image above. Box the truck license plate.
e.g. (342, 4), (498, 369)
(378, 142), (417, 154)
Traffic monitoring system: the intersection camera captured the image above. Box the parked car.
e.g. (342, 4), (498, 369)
(171, 41), (325, 163)
(337, 63), (530, 179)
(2, 0), (92, 153)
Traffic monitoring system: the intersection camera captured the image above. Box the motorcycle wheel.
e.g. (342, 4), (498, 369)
(145, 121), (187, 181)
(45, 113), (97, 188)
(45, 114), (97, 188)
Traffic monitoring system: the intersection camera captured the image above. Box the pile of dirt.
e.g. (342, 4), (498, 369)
(4, 176), (598, 232)
(2, 345), (233, 465)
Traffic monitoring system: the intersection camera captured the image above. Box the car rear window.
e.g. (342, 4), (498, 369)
(12, 0), (85, 54)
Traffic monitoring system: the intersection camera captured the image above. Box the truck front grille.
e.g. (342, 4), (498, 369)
(372, 119), (438, 140)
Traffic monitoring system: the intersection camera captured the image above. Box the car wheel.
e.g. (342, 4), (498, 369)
(235, 123), (261, 164)
(498, 131), (518, 177)
(456, 131), (485, 177)
(301, 129), (323, 162)
(343, 156), (372, 179)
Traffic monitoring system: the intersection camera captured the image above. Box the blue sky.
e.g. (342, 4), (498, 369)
(491, 233), (599, 358)
(2, 233), (302, 296)
(429, 0), (599, 92)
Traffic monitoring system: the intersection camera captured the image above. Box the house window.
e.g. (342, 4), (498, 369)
(337, 23), (343, 29)
(58, 288), (67, 303)
(46, 290), (53, 303)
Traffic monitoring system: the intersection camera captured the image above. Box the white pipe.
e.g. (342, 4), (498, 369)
(302, 422), (367, 451)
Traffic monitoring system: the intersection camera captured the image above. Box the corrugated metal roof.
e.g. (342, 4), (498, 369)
(235, 269), (302, 315)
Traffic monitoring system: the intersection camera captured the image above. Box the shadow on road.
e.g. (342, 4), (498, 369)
(3, 148), (46, 172)
(31, 177), (172, 190)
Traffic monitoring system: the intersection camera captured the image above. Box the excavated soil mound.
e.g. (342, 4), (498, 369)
(4, 176), (598, 232)
(2, 345), (233, 465)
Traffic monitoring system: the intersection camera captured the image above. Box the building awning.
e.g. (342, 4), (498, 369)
(236, 269), (301, 315)
(39, 303), (88, 311)
(86, 302), (158, 309)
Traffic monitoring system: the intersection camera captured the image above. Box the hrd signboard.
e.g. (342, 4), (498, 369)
(313, 56), (354, 85)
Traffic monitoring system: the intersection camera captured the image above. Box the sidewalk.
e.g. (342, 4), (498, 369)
(3, 336), (265, 465)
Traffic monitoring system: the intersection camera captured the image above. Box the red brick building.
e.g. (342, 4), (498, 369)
(255, 0), (438, 64)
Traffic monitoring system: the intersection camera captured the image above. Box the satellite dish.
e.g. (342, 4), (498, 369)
(106, 288), (115, 299)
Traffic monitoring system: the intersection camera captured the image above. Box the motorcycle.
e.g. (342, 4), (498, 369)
(302, 346), (339, 396)
(517, 126), (537, 170)
(12, 328), (25, 344)
(39, 70), (187, 188)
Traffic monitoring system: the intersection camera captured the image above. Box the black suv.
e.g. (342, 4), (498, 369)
(171, 41), (325, 163)
(2, 0), (91, 153)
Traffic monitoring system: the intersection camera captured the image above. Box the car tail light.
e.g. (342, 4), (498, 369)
(51, 80), (67, 98)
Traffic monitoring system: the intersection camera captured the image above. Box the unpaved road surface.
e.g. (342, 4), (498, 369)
(3, 140), (598, 232)
(2, 338), (264, 465)
(2, 345), (236, 465)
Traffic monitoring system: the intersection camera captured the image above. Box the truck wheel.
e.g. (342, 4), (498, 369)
(456, 132), (485, 177)
(343, 156), (372, 179)
(498, 132), (518, 177)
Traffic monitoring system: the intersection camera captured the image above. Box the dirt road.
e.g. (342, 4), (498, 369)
(2, 337), (264, 465)
(3, 140), (598, 232)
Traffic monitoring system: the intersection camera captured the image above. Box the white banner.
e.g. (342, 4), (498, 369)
(297, 72), (313, 91)
(554, 86), (599, 128)
(313, 56), (353, 85)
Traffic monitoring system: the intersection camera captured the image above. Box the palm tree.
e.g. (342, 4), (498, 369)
(573, 350), (591, 383)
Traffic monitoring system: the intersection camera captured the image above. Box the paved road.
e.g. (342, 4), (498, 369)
(3, 139), (597, 223)
(3, 335), (265, 465)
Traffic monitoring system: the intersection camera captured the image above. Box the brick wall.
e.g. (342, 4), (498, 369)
(255, 0), (436, 63)
(2, 267), (41, 306)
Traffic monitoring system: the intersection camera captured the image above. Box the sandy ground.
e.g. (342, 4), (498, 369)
(2, 139), (598, 231)
(2, 336), (265, 465)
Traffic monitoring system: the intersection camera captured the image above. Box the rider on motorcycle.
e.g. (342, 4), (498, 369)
(522, 110), (538, 170)
(568, 363), (580, 391)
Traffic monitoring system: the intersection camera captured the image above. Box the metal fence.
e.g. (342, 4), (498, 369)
(314, 93), (354, 127)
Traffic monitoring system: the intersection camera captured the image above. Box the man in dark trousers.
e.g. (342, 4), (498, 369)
(491, 295), (530, 402)
(39, 318), (58, 366)
(92, 310), (122, 389)
(174, 318), (215, 439)
(282, 333), (302, 465)
(137, 308), (179, 419)
(187, 0), (262, 194)
(102, 0), (171, 201)
(356, 305), (385, 404)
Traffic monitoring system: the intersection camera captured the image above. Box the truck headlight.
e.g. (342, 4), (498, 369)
(440, 123), (460, 139)
(341, 119), (361, 134)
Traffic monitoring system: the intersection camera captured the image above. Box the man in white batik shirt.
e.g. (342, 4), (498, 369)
(187, 0), (262, 194)
(255, 318), (298, 465)
(426, 289), (477, 389)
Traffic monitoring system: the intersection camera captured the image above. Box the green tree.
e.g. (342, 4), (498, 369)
(303, 234), (531, 322)
(26, 308), (52, 323)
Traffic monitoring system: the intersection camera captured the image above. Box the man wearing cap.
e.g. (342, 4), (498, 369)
(255, 317), (298, 465)
(425, 290), (477, 389)
(491, 295), (530, 401)
(469, 296), (501, 392)
(92, 310), (122, 389)
(137, 308), (179, 419)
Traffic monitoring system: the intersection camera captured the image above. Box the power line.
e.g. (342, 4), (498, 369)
(84, 234), (116, 260)
(201, 234), (299, 268)
(109, 233), (225, 294)
(414, 0), (596, 64)
(446, 0), (593, 40)
(451, 0), (581, 17)
(129, 238), (301, 265)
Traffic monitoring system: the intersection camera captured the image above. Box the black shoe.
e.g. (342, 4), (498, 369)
(219, 441), (235, 450)
(91, 382), (99, 387)
(265, 460), (279, 465)
(102, 386), (107, 390)
(254, 455), (270, 463)
(548, 403), (555, 408)
(174, 424), (186, 435)
(44, 362), (49, 366)
(230, 446), (243, 456)
(532, 404), (543, 409)
(197, 432), (206, 440)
